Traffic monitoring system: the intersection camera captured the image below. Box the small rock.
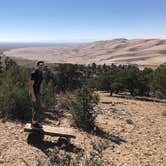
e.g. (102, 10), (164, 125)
(0, 158), (4, 163)
(161, 111), (166, 117)
(15, 134), (19, 138)
(19, 129), (23, 133)
(121, 128), (125, 132)
(126, 119), (134, 125)
(116, 150), (121, 154)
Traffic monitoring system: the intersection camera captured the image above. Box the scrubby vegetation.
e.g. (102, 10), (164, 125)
(0, 56), (166, 124)
(151, 64), (166, 98)
(69, 86), (99, 131)
(37, 140), (108, 166)
(0, 57), (55, 120)
(85, 63), (165, 98)
(0, 57), (32, 120)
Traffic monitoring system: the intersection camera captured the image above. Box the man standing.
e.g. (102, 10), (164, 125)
(29, 61), (44, 128)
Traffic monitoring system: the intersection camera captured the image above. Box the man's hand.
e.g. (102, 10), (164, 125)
(32, 95), (36, 103)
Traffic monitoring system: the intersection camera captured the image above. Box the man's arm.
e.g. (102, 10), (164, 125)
(29, 80), (36, 102)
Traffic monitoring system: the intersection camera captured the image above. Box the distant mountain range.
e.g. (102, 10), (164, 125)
(3, 39), (166, 67)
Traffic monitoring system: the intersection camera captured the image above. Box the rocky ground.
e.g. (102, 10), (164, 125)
(0, 92), (166, 166)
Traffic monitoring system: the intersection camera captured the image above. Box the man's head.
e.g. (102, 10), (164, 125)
(36, 61), (44, 71)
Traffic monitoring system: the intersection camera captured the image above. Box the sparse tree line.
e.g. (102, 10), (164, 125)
(48, 61), (166, 99)
(86, 62), (166, 99)
(0, 56), (166, 130)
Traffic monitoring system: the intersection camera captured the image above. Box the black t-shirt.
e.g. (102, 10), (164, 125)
(30, 69), (43, 94)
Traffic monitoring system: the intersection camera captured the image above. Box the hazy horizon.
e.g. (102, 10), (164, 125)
(1, 37), (166, 44)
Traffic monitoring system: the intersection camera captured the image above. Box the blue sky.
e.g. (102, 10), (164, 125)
(0, 0), (166, 42)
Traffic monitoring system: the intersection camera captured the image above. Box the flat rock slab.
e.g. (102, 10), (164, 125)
(24, 123), (76, 138)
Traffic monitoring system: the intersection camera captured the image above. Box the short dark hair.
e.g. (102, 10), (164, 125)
(37, 61), (44, 66)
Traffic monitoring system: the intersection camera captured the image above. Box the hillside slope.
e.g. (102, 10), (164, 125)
(0, 92), (166, 165)
(4, 39), (166, 67)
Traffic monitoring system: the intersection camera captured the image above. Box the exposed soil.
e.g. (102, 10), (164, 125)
(0, 92), (166, 166)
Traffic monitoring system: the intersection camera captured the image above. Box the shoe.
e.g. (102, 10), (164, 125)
(31, 123), (43, 129)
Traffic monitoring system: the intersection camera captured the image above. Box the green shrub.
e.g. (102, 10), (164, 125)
(0, 66), (31, 120)
(86, 77), (98, 90)
(96, 73), (111, 91)
(151, 64), (166, 98)
(69, 86), (99, 131)
(42, 81), (56, 112)
(55, 64), (84, 92)
(37, 147), (83, 166)
(38, 140), (107, 166)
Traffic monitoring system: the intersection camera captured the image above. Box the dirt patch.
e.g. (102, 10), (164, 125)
(0, 92), (166, 165)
